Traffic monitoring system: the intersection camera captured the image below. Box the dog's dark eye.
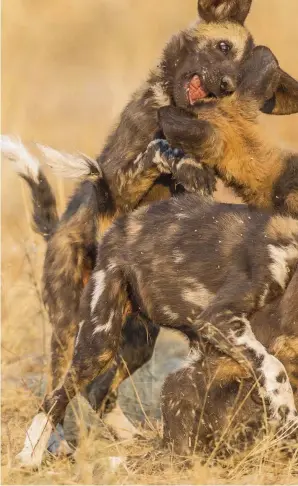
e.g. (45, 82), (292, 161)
(218, 41), (231, 54)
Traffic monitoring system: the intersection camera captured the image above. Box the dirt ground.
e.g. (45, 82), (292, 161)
(2, 1), (298, 484)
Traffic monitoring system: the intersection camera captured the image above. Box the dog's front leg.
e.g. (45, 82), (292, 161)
(149, 139), (217, 195)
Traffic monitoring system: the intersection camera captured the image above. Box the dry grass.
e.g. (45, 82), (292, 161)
(2, 0), (298, 484)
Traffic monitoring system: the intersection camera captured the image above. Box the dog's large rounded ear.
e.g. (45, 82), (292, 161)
(262, 69), (298, 115)
(197, 0), (252, 24)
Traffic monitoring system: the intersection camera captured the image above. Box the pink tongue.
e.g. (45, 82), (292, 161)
(188, 75), (207, 104)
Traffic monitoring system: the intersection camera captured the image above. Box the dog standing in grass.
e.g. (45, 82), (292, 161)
(37, 194), (298, 453)
(6, 0), (298, 423)
(3, 0), (298, 467)
(9, 45), (298, 464)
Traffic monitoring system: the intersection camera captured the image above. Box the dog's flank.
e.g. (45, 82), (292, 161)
(1, 136), (58, 240)
(39, 195), (298, 443)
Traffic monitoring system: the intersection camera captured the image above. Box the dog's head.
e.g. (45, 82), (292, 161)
(159, 0), (298, 115)
(160, 0), (253, 109)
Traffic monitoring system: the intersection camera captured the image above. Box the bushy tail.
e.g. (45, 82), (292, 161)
(2, 135), (115, 241)
(1, 135), (59, 241)
(36, 143), (102, 180)
(36, 143), (115, 228)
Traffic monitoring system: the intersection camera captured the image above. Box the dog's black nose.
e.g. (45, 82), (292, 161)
(220, 76), (236, 94)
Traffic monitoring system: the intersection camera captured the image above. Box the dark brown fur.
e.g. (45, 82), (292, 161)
(22, 0), (261, 406)
(161, 267), (298, 457)
(159, 46), (298, 216)
(15, 0), (298, 420)
(40, 196), (298, 449)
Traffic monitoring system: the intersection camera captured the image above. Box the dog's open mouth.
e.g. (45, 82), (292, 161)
(186, 74), (214, 105)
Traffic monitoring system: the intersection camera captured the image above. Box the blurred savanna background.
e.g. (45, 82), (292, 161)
(2, 0), (298, 484)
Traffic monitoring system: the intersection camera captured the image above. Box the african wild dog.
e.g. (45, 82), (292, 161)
(161, 265), (298, 457)
(158, 45), (298, 217)
(5, 0), (291, 418)
(5, 1), (298, 466)
(33, 194), (298, 459)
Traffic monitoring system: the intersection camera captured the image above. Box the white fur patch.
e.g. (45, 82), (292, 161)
(152, 150), (170, 174)
(182, 279), (214, 309)
(268, 244), (298, 289)
(93, 310), (114, 334)
(107, 456), (126, 472)
(173, 249), (185, 264)
(258, 284), (269, 308)
(107, 260), (118, 272)
(152, 82), (171, 107)
(91, 270), (106, 314)
(176, 157), (202, 171)
(103, 403), (138, 440)
(261, 354), (296, 420)
(16, 412), (52, 468)
(177, 212), (190, 220)
(163, 305), (179, 322)
(229, 317), (297, 420)
(184, 343), (203, 367)
(75, 320), (85, 347)
(37, 144), (100, 179)
(1, 135), (39, 183)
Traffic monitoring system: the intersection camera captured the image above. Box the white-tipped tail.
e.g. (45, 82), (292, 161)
(1, 135), (40, 183)
(37, 144), (101, 179)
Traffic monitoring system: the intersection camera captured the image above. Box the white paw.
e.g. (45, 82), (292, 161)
(108, 455), (127, 472)
(16, 412), (53, 468)
(103, 403), (139, 440)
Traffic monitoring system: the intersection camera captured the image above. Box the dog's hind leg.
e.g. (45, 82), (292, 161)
(43, 180), (103, 390)
(86, 313), (160, 409)
(193, 276), (298, 432)
(41, 233), (129, 424)
(17, 248), (128, 467)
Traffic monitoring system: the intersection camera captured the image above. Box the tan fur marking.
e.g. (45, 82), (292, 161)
(177, 158), (202, 169)
(214, 357), (249, 382)
(271, 336), (298, 392)
(116, 167), (160, 208)
(141, 183), (172, 204)
(266, 215), (298, 241)
(270, 336), (298, 361)
(196, 98), (284, 208)
(98, 349), (114, 364)
(98, 215), (116, 238)
(82, 269), (92, 287)
(285, 191), (298, 216)
(194, 22), (249, 60)
(167, 223), (180, 237)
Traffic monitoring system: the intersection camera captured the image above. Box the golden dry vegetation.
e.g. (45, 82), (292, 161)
(2, 1), (298, 484)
